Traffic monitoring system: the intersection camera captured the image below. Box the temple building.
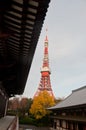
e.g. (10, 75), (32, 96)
(49, 86), (86, 130)
(0, 0), (51, 129)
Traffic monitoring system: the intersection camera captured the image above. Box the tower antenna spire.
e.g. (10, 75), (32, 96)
(46, 28), (48, 34)
(45, 28), (48, 42)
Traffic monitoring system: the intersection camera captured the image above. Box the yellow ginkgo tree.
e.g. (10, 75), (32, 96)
(29, 90), (55, 119)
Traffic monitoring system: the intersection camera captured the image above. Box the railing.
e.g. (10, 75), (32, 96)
(0, 116), (19, 130)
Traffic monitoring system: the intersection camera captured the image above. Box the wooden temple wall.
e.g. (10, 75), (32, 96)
(52, 119), (82, 130)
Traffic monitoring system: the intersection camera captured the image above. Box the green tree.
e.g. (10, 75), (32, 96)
(30, 90), (55, 119)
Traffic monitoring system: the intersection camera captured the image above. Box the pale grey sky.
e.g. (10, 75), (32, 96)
(23, 0), (86, 98)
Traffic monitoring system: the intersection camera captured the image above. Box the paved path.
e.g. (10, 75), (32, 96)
(19, 124), (50, 130)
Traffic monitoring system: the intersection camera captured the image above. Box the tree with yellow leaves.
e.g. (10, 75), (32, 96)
(30, 90), (55, 119)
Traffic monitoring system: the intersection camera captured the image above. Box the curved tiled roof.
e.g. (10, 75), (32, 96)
(0, 0), (51, 96)
(49, 86), (86, 110)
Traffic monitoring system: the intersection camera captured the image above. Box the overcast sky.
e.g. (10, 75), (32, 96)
(23, 0), (86, 99)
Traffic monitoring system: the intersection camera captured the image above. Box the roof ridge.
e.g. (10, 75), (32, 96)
(72, 86), (86, 93)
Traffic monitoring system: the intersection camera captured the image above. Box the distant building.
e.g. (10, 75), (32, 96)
(49, 86), (86, 130)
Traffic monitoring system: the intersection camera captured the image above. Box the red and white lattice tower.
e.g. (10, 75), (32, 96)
(33, 34), (55, 98)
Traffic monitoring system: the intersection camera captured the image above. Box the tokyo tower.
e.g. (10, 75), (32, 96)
(34, 34), (55, 98)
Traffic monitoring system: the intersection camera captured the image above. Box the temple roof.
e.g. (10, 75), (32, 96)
(0, 0), (51, 97)
(49, 86), (86, 110)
